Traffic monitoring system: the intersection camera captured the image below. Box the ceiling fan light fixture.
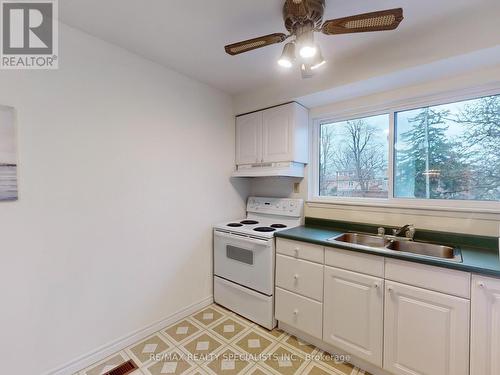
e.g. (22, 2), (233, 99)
(224, 2), (404, 79)
(310, 47), (326, 70)
(301, 63), (314, 79)
(297, 28), (317, 59)
(299, 45), (317, 59)
(277, 42), (296, 68)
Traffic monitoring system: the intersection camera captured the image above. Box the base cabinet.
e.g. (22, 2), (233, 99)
(323, 266), (384, 367)
(471, 275), (500, 375)
(384, 281), (470, 375)
(274, 240), (497, 375)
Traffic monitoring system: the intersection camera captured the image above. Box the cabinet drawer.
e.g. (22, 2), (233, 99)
(276, 238), (324, 264)
(276, 254), (324, 301)
(385, 259), (471, 298)
(325, 247), (384, 277)
(275, 287), (322, 339)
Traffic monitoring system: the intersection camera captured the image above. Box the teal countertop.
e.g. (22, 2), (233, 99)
(275, 220), (500, 278)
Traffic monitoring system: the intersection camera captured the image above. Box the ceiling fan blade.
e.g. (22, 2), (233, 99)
(225, 33), (287, 56)
(322, 8), (403, 35)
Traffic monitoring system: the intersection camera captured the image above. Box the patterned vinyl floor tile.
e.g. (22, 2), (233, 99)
(78, 304), (372, 375)
(162, 319), (203, 345)
(261, 344), (309, 375)
(202, 346), (254, 375)
(234, 330), (278, 359)
(80, 351), (131, 375)
(244, 365), (275, 375)
(126, 333), (173, 367)
(181, 332), (224, 361)
(191, 307), (225, 328)
(282, 335), (318, 356)
(142, 348), (198, 375)
(208, 317), (250, 343)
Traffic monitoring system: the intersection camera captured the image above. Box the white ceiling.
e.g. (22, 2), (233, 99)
(59, 0), (499, 95)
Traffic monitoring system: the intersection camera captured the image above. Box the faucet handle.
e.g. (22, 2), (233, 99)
(406, 225), (416, 239)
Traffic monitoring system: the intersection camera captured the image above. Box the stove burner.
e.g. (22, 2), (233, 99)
(254, 227), (276, 233)
(240, 220), (259, 225)
(227, 223), (243, 227)
(270, 224), (287, 229)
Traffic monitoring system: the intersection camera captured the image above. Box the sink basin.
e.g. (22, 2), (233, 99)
(386, 240), (461, 261)
(328, 232), (462, 263)
(329, 233), (388, 248)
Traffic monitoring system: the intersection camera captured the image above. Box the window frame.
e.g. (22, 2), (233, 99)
(310, 85), (500, 213)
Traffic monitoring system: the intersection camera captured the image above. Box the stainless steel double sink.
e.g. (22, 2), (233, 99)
(328, 233), (462, 262)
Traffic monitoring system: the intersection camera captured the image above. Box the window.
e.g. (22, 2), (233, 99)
(395, 95), (500, 201)
(315, 92), (500, 206)
(319, 114), (389, 198)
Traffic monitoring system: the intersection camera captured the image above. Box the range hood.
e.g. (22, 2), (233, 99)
(231, 162), (305, 178)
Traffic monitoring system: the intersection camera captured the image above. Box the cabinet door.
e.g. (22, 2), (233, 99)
(471, 275), (500, 375)
(262, 104), (293, 163)
(384, 281), (470, 375)
(236, 111), (262, 165)
(323, 266), (384, 367)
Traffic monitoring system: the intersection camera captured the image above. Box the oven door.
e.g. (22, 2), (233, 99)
(214, 230), (274, 295)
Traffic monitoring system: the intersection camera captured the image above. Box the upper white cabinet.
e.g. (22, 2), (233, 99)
(384, 281), (470, 375)
(236, 102), (308, 165)
(323, 266), (384, 367)
(470, 275), (500, 375)
(235, 111), (262, 165)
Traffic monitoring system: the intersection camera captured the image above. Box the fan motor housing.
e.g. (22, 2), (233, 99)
(283, 0), (325, 32)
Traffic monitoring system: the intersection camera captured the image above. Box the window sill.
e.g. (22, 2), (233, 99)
(306, 198), (500, 218)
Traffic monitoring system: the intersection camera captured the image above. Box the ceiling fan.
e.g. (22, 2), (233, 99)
(224, 0), (404, 78)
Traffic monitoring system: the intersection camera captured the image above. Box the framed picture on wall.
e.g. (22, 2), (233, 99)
(0, 106), (18, 201)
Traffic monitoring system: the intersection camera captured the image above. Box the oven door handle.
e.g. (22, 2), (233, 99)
(214, 230), (272, 247)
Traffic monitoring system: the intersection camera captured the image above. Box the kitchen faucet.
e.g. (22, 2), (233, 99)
(393, 224), (416, 240)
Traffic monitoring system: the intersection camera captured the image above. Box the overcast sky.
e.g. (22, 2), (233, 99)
(0, 106), (16, 164)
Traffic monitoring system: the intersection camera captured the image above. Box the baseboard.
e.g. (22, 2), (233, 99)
(43, 295), (213, 375)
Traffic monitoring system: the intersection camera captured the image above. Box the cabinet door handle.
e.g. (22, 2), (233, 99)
(373, 283), (380, 289)
(293, 274), (299, 280)
(387, 287), (394, 293)
(293, 309), (299, 315)
(477, 281), (486, 288)
(294, 248), (299, 257)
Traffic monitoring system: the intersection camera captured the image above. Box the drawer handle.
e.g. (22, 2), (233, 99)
(293, 309), (299, 316)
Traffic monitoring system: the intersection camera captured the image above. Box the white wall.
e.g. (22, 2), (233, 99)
(0, 24), (247, 375)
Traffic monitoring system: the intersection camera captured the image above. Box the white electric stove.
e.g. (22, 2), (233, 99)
(213, 197), (304, 329)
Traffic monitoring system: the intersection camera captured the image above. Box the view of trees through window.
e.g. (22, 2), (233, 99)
(319, 94), (500, 202)
(395, 94), (500, 201)
(319, 114), (389, 198)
